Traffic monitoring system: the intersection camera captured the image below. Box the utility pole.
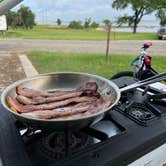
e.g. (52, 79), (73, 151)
(0, 0), (23, 15)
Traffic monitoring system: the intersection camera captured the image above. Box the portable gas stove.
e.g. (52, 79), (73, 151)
(0, 77), (166, 166)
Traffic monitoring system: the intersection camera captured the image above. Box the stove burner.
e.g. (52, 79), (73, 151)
(115, 101), (161, 126)
(25, 130), (93, 165)
(39, 131), (92, 159)
(126, 103), (156, 121)
(40, 132), (66, 159)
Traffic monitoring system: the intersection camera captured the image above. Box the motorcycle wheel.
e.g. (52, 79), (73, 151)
(110, 71), (134, 80)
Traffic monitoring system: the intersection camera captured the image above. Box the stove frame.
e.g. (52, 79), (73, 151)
(1, 78), (166, 166)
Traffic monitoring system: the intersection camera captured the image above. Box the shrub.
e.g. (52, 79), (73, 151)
(68, 21), (83, 29)
(91, 21), (99, 28)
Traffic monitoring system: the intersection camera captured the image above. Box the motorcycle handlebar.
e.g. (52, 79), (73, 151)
(142, 41), (152, 49)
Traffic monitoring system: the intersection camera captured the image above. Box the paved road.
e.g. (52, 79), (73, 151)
(0, 39), (165, 55)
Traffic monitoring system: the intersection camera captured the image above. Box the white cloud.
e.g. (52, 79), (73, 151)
(13, 0), (156, 25)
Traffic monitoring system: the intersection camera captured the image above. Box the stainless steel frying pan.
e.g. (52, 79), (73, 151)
(1, 72), (166, 131)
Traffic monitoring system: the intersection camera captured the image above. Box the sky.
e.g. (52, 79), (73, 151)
(13, 0), (158, 25)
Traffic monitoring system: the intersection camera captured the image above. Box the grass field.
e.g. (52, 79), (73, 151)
(5, 25), (157, 40)
(28, 51), (166, 79)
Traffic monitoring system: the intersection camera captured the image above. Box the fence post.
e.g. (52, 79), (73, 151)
(106, 24), (111, 63)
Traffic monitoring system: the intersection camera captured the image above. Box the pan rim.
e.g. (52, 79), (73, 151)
(1, 72), (121, 122)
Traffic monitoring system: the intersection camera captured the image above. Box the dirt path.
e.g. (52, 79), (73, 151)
(0, 53), (26, 88)
(0, 39), (165, 55)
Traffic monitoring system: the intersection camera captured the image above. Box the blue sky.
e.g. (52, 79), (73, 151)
(13, 0), (157, 25)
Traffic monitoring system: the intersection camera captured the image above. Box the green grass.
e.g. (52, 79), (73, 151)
(28, 51), (166, 79)
(4, 25), (157, 40)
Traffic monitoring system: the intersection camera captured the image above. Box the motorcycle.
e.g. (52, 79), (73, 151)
(111, 42), (158, 80)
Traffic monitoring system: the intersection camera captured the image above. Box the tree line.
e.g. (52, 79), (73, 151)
(6, 0), (166, 33)
(56, 17), (100, 29)
(58, 0), (166, 33)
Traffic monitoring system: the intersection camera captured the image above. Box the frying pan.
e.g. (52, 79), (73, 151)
(1, 72), (166, 131)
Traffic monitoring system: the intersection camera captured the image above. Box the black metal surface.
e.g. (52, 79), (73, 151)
(112, 78), (164, 126)
(0, 104), (32, 166)
(56, 112), (166, 166)
(0, 77), (166, 166)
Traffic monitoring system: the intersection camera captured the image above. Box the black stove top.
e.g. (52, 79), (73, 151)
(1, 78), (166, 166)
(115, 90), (164, 126)
(112, 77), (166, 126)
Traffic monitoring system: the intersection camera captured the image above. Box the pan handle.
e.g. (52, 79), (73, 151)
(120, 72), (166, 93)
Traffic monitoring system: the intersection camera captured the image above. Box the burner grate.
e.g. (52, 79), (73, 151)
(25, 130), (93, 166)
(115, 102), (161, 126)
(126, 103), (156, 123)
(39, 131), (92, 159)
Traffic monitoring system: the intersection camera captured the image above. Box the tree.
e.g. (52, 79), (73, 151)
(90, 21), (99, 28)
(84, 18), (91, 29)
(6, 11), (20, 29)
(68, 20), (83, 29)
(103, 19), (111, 27)
(150, 0), (166, 10)
(17, 5), (35, 29)
(6, 11), (19, 29)
(6, 6), (35, 30)
(6, 11), (15, 26)
(112, 0), (166, 33)
(57, 18), (61, 26)
(156, 9), (166, 26)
